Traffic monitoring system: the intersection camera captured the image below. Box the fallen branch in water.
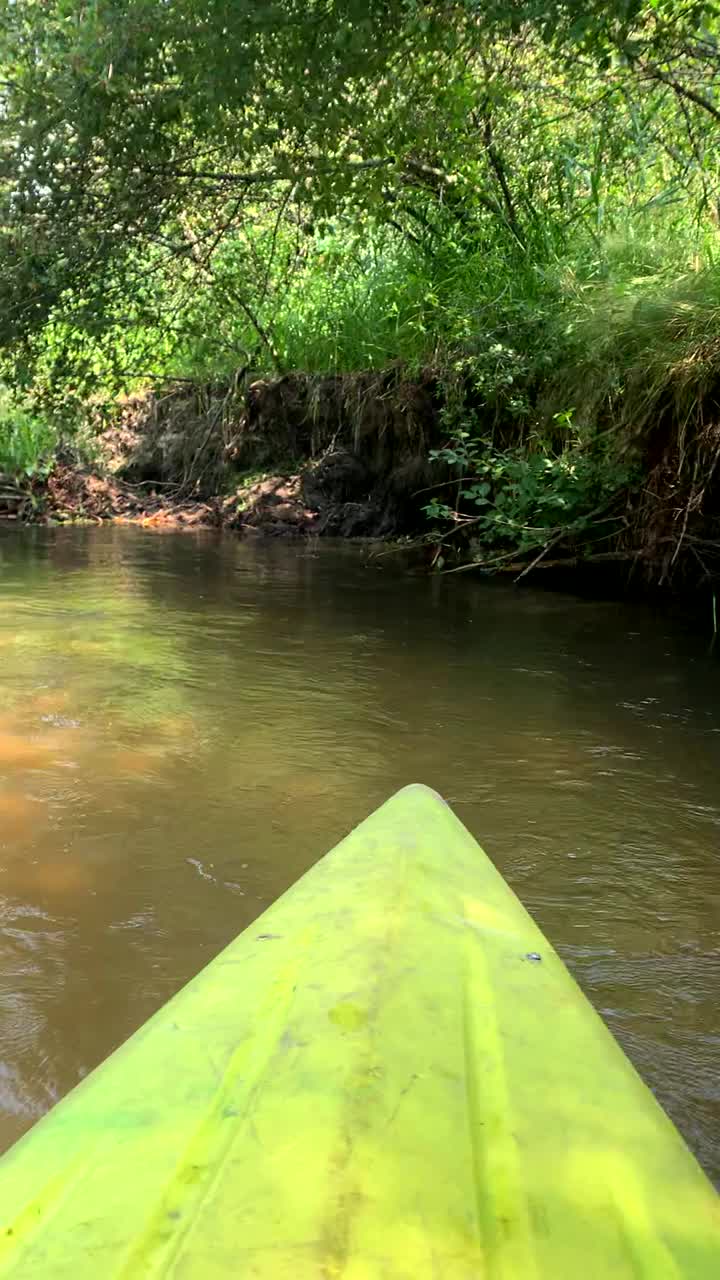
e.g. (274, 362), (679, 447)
(439, 548), (637, 577)
(513, 530), (566, 583)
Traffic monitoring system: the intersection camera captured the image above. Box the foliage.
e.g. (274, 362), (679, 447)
(424, 417), (636, 565)
(1, 0), (719, 366)
(0, 387), (57, 481)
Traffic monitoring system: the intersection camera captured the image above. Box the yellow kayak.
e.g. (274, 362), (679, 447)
(0, 785), (716, 1277)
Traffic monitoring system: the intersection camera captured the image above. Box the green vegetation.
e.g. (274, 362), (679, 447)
(0, 387), (57, 482)
(1, 1), (720, 581)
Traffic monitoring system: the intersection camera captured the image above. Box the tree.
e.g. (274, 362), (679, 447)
(0, 0), (718, 378)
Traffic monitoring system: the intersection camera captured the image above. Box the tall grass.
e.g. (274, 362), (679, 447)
(168, 215), (720, 402)
(29, 211), (720, 405)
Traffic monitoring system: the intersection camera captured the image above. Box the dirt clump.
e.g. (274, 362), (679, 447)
(226, 475), (318, 535)
(45, 467), (145, 521)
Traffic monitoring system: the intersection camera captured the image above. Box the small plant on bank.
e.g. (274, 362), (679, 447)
(425, 411), (636, 570)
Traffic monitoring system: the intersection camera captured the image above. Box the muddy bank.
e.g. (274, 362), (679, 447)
(0, 466), (220, 531)
(0, 455), (417, 540)
(4, 365), (720, 601)
(100, 369), (443, 537)
(0, 454), (414, 539)
(1, 371), (445, 535)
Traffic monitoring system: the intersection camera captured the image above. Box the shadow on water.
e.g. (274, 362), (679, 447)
(0, 523), (718, 1180)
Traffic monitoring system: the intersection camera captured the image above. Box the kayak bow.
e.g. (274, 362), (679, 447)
(0, 784), (716, 1277)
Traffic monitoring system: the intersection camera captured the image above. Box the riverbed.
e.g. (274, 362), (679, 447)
(0, 525), (717, 1180)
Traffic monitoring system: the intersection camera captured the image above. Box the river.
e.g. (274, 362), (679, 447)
(0, 524), (717, 1181)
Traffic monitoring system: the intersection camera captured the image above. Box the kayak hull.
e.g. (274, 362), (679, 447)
(0, 784), (716, 1277)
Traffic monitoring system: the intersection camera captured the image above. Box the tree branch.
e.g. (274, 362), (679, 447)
(641, 64), (720, 125)
(151, 157), (397, 185)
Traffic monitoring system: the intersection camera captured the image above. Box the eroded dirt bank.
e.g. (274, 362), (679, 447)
(3, 366), (720, 603)
(2, 371), (445, 537)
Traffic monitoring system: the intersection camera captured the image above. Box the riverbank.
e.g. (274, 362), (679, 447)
(4, 361), (720, 603)
(0, 460), (339, 536)
(1, 370), (445, 538)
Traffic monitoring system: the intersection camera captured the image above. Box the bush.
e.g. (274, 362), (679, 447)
(424, 416), (635, 566)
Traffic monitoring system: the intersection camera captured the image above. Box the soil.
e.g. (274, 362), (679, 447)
(0, 466), (221, 531)
(0, 362), (443, 535)
(0, 452), (402, 539)
(52, 368), (446, 538)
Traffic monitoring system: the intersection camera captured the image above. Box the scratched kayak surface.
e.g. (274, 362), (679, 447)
(0, 785), (716, 1278)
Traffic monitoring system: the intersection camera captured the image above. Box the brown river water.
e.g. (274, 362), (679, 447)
(0, 525), (717, 1181)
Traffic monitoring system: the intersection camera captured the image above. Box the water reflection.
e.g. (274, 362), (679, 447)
(0, 525), (718, 1180)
